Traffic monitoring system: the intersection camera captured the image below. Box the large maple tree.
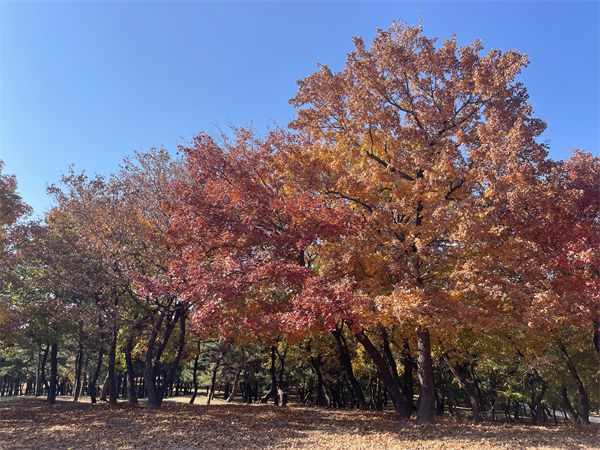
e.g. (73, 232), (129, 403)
(284, 21), (549, 423)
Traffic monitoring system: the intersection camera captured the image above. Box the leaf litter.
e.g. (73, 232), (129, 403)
(0, 397), (598, 449)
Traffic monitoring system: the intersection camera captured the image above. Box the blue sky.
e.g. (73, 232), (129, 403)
(1, 1), (598, 217)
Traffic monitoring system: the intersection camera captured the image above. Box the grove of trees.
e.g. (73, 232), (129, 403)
(1, 22), (598, 426)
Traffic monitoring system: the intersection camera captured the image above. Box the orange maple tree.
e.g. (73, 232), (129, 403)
(283, 21), (549, 423)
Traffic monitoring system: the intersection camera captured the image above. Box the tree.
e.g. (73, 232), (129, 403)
(0, 161), (32, 338)
(48, 148), (191, 409)
(285, 20), (548, 423)
(544, 150), (599, 355)
(168, 128), (353, 348)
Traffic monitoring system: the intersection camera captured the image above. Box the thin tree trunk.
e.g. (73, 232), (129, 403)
(206, 360), (220, 406)
(415, 328), (436, 424)
(227, 366), (243, 402)
(35, 346), (42, 397)
(402, 339), (416, 411)
(561, 384), (580, 423)
(310, 355), (326, 407)
(157, 308), (187, 407)
(444, 356), (484, 423)
(190, 340), (201, 404)
(36, 344), (50, 397)
(531, 373), (548, 425)
(381, 327), (404, 395)
(125, 335), (138, 405)
(100, 373), (109, 401)
(89, 345), (103, 404)
(73, 341), (84, 401)
(593, 319), (600, 361)
(332, 327), (368, 410)
(107, 325), (118, 405)
(442, 368), (456, 417)
(144, 314), (164, 410)
(558, 342), (590, 424)
(47, 343), (58, 404)
(276, 345), (287, 406)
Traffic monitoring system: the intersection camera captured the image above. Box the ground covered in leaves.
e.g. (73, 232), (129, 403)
(0, 397), (598, 449)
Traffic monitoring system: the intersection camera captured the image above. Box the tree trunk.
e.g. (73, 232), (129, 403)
(73, 341), (84, 401)
(107, 326), (118, 405)
(402, 339), (416, 411)
(259, 346), (279, 405)
(332, 327), (368, 410)
(531, 373), (548, 425)
(415, 328), (436, 424)
(227, 366), (242, 402)
(558, 342), (590, 424)
(381, 327), (404, 399)
(36, 344), (49, 397)
(560, 384), (580, 423)
(593, 319), (600, 361)
(157, 308), (187, 407)
(190, 340), (201, 404)
(310, 354), (326, 407)
(206, 359), (220, 406)
(144, 314), (164, 410)
(100, 373), (109, 401)
(89, 346), (103, 404)
(355, 329), (412, 418)
(444, 357), (484, 423)
(442, 368), (456, 417)
(276, 345), (287, 405)
(47, 343), (58, 404)
(125, 335), (138, 405)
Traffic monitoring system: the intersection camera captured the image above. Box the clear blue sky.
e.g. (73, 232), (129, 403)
(2, 1), (598, 217)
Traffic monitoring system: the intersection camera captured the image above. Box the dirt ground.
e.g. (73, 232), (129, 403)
(0, 396), (598, 449)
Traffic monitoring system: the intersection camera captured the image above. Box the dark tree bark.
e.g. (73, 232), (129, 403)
(259, 346), (279, 405)
(380, 327), (405, 403)
(206, 358), (221, 406)
(125, 334), (138, 405)
(309, 354), (326, 407)
(89, 345), (104, 404)
(434, 370), (445, 416)
(332, 325), (368, 410)
(144, 313), (164, 410)
(36, 344), (49, 397)
(190, 340), (201, 404)
(107, 325), (118, 405)
(145, 305), (183, 408)
(415, 328), (436, 424)
(47, 343), (58, 404)
(444, 357), (484, 423)
(558, 342), (590, 424)
(73, 341), (84, 401)
(593, 319), (600, 361)
(560, 384), (580, 423)
(275, 345), (288, 406)
(355, 329), (412, 418)
(530, 373), (548, 425)
(226, 365), (243, 403)
(442, 368), (456, 417)
(402, 339), (416, 411)
(157, 308), (187, 407)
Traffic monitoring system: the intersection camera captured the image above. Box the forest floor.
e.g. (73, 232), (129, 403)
(0, 396), (598, 450)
